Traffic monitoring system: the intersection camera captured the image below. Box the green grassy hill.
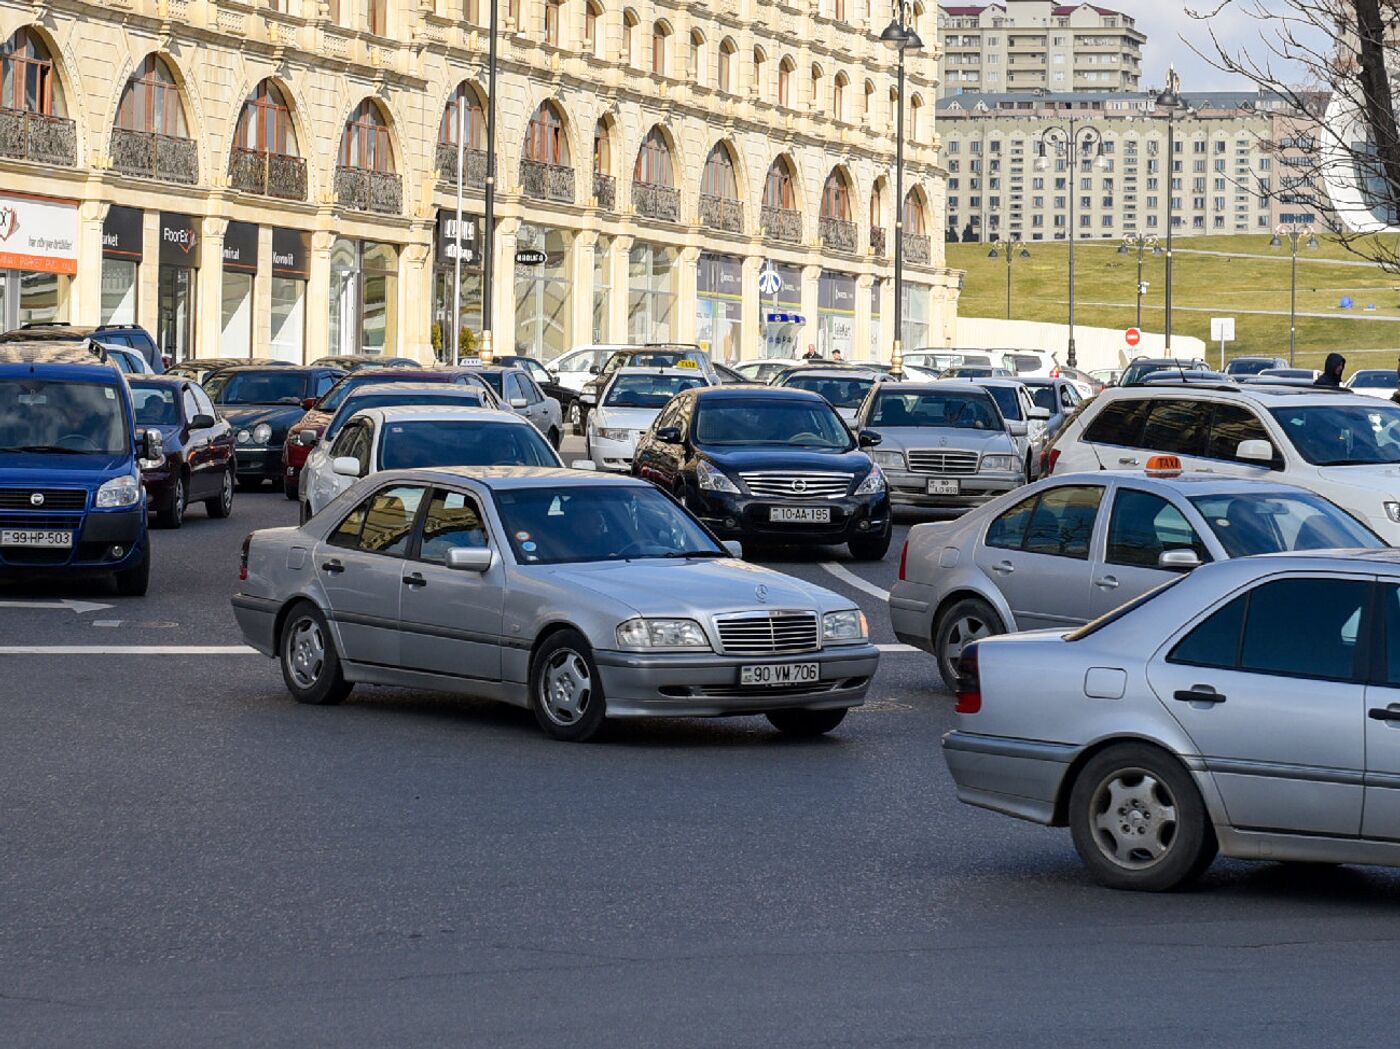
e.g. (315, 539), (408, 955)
(947, 234), (1400, 371)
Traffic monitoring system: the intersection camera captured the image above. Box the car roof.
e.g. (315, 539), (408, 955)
(0, 342), (106, 365)
(687, 383), (822, 400)
(128, 374), (187, 386)
(958, 377), (1026, 389)
(379, 465), (643, 489)
(781, 367), (879, 378)
(355, 405), (521, 424)
(213, 365), (323, 374)
(611, 366), (708, 378)
(343, 382), (484, 397)
(1076, 470), (1332, 496)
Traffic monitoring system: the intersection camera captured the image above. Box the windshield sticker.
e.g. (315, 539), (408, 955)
(515, 531), (531, 542)
(17, 394), (46, 405)
(104, 388), (115, 399)
(521, 541), (537, 552)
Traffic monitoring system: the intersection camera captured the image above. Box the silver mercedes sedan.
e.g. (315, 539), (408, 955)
(944, 549), (1400, 891)
(232, 467), (880, 741)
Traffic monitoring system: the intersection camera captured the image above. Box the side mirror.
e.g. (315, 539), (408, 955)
(301, 397), (319, 411)
(722, 540), (744, 559)
(332, 456), (363, 478)
(571, 459), (599, 471)
(509, 396), (528, 408)
(142, 429), (164, 462)
(1158, 548), (1203, 571)
(1028, 406), (1051, 421)
(446, 547), (493, 572)
(858, 429), (883, 448)
(1237, 439), (1274, 464)
(190, 413), (216, 429)
(296, 429), (319, 447)
(656, 426), (683, 445)
(588, 364), (600, 375)
(1006, 420), (1029, 438)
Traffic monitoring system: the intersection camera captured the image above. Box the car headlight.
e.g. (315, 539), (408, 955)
(697, 459), (740, 493)
(96, 472), (142, 509)
(1385, 501), (1400, 524)
(981, 454), (1015, 473)
(598, 427), (633, 442)
(252, 423), (274, 445)
(236, 428), (251, 445)
(873, 450), (905, 469)
(853, 464), (887, 495)
(138, 458), (164, 471)
(616, 618), (712, 650)
(823, 609), (869, 643)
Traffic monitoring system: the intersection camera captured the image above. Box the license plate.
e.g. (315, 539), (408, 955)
(741, 663), (820, 687)
(927, 479), (961, 496)
(1, 529), (73, 548)
(770, 507), (832, 524)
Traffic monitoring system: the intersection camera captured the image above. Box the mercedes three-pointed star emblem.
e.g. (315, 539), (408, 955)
(755, 584), (769, 604)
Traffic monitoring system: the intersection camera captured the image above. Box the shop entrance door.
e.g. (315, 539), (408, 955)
(158, 265), (195, 362)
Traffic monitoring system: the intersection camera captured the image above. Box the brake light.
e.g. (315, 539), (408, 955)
(954, 644), (982, 714)
(239, 533), (252, 582)
(1042, 447), (1061, 476)
(898, 540), (909, 581)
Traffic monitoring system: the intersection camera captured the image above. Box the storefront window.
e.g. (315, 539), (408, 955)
(101, 260), (137, 324)
(221, 270), (253, 356)
(158, 265), (194, 362)
(592, 235), (611, 344)
(270, 277), (305, 363)
(16, 271), (65, 325)
(869, 278), (882, 359)
(817, 271), (855, 360)
(901, 283), (931, 350)
(515, 224), (570, 360)
(432, 269), (482, 361)
(329, 238), (399, 356)
(696, 253), (742, 363)
(628, 242), (676, 343)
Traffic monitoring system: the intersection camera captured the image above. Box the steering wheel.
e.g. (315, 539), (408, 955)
(55, 432), (100, 451)
(788, 431), (822, 444)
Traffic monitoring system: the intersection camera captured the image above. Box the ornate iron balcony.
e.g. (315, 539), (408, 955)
(820, 216), (857, 253)
(762, 205), (802, 243)
(335, 165), (403, 215)
(593, 172), (616, 210)
(519, 159), (574, 204)
(634, 182), (680, 223)
(0, 109), (76, 167)
(228, 146), (308, 201)
(111, 128), (198, 185)
(699, 194), (744, 233)
(435, 142), (488, 189)
(902, 232), (931, 265)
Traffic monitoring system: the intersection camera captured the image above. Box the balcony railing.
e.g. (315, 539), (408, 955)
(593, 172), (616, 210)
(0, 109), (76, 167)
(634, 182), (680, 223)
(435, 141), (488, 189)
(111, 128), (198, 185)
(520, 159), (574, 204)
(870, 227), (887, 256)
(762, 205), (802, 243)
(334, 165), (403, 214)
(228, 146), (308, 201)
(699, 194), (744, 233)
(902, 232), (931, 265)
(820, 216), (857, 253)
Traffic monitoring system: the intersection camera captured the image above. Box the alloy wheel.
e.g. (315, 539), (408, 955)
(286, 617), (326, 690)
(1088, 768), (1179, 870)
(540, 648), (593, 725)
(940, 611), (993, 680)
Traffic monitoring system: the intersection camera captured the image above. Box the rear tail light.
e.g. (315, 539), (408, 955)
(239, 533), (252, 582)
(1041, 447), (1061, 476)
(954, 643), (982, 714)
(898, 540), (909, 581)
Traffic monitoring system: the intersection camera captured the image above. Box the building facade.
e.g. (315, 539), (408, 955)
(0, 0), (959, 365)
(938, 90), (1332, 244)
(937, 2), (1144, 99)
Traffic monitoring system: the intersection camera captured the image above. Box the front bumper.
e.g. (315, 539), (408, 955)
(589, 434), (639, 472)
(593, 644), (880, 717)
(942, 730), (1078, 825)
(687, 488), (892, 544)
(0, 506), (147, 575)
(235, 445), (283, 483)
(886, 470), (1021, 509)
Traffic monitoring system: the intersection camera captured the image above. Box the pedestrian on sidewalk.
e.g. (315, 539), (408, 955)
(1314, 352), (1346, 387)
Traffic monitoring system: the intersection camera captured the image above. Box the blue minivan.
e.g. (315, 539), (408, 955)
(0, 343), (162, 595)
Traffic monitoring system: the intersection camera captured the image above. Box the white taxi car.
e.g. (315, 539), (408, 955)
(586, 367), (712, 472)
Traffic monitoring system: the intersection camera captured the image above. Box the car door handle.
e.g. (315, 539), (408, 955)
(402, 572), (427, 589)
(1118, 456), (1139, 465)
(320, 559), (344, 575)
(1095, 575), (1120, 590)
(1174, 687), (1226, 705)
(1368, 707), (1400, 723)
(991, 560), (1015, 575)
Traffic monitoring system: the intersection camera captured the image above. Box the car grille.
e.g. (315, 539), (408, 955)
(0, 512), (82, 530)
(739, 472), (850, 499)
(0, 487), (86, 510)
(715, 610), (820, 655)
(906, 450), (980, 475)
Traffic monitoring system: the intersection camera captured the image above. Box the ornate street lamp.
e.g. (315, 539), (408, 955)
(1118, 232), (1160, 330)
(1155, 69), (1191, 353)
(880, 0), (922, 376)
(479, 0), (500, 365)
(987, 238), (1029, 320)
(1035, 117), (1106, 368)
(1271, 221), (1318, 365)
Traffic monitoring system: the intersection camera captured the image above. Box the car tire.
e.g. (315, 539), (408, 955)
(280, 603), (351, 706)
(283, 477), (299, 501)
(568, 401), (581, 432)
(848, 526), (892, 561)
(205, 466), (234, 519)
(1068, 743), (1218, 892)
(766, 708), (848, 737)
(530, 629), (607, 742)
(113, 543), (150, 597)
(156, 475), (186, 529)
(547, 427), (561, 450)
(933, 597), (1005, 691)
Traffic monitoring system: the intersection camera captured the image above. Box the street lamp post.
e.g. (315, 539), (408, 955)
(1270, 222), (1319, 366)
(479, 0), (500, 365)
(987, 238), (1028, 320)
(879, 2), (922, 376)
(1155, 71), (1190, 353)
(1117, 233), (1160, 330)
(1036, 117), (1104, 369)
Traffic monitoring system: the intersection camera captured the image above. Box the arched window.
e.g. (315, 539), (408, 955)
(622, 9), (638, 65)
(777, 56), (793, 107)
(584, 1), (603, 57)
(809, 63), (822, 108)
(116, 54), (187, 137)
(863, 79), (874, 121)
(593, 118), (612, 174)
(235, 80), (297, 155)
(765, 156), (796, 209)
(832, 73), (848, 122)
(821, 170), (851, 221)
(870, 182), (885, 227)
(651, 21), (671, 75)
(439, 82), (485, 149)
(0, 28), (63, 115)
(717, 37), (736, 93)
(910, 93), (924, 142)
(339, 99), (393, 172)
(701, 143), (738, 199)
(544, 0), (562, 45)
(752, 47), (766, 94)
(887, 86), (898, 132)
(689, 30), (705, 84)
(525, 101), (569, 166)
(903, 189), (927, 235)
(634, 126), (672, 186)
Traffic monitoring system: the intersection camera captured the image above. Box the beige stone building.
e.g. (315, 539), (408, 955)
(0, 0), (959, 364)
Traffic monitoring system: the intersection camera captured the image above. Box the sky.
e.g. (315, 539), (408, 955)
(1120, 1), (1316, 92)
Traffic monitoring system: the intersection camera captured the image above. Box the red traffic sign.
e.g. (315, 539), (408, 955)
(1124, 327), (1142, 347)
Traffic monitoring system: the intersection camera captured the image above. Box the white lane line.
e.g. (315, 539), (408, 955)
(877, 643), (919, 654)
(820, 561), (891, 602)
(0, 645), (258, 655)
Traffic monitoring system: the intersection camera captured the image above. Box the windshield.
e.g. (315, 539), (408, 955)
(869, 389), (1002, 429)
(1121, 361), (1176, 385)
(1270, 404), (1400, 466)
(495, 485), (724, 565)
(327, 392), (484, 441)
(981, 385), (1022, 421)
(212, 371), (309, 405)
(781, 374), (876, 409)
(0, 378), (129, 454)
(604, 374), (705, 408)
(694, 398), (853, 449)
(1226, 358), (1277, 376)
(319, 372), (440, 412)
(130, 386), (179, 426)
(378, 421), (558, 471)
(1189, 492), (1382, 556)
(605, 351), (703, 374)
(1352, 371), (1399, 389)
(1027, 385), (1059, 413)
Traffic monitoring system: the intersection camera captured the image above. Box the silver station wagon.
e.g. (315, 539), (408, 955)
(232, 467), (880, 741)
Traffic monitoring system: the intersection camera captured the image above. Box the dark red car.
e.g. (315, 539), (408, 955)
(280, 368), (498, 498)
(128, 376), (237, 528)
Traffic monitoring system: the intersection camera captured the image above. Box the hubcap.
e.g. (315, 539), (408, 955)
(941, 612), (993, 675)
(287, 617), (326, 690)
(1089, 768), (1179, 870)
(540, 648), (592, 725)
(222, 471), (233, 510)
(173, 479), (184, 522)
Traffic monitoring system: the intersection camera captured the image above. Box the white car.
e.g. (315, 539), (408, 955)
(548, 345), (623, 393)
(300, 405), (562, 518)
(586, 367), (711, 471)
(1346, 369), (1399, 400)
(1043, 381), (1400, 542)
(906, 348), (1057, 378)
(733, 357), (808, 384)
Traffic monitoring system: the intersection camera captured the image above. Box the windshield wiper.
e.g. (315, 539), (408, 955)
(659, 550), (728, 559)
(0, 444), (89, 454)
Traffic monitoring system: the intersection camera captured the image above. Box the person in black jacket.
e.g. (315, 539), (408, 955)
(1314, 352), (1346, 387)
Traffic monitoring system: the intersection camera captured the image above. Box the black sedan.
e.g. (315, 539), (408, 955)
(129, 376), (238, 527)
(631, 385), (893, 560)
(205, 366), (344, 490)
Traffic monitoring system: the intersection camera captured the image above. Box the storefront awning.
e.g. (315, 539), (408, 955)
(765, 312), (805, 324)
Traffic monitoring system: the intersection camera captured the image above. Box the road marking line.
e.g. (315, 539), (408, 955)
(820, 561), (891, 601)
(877, 643), (919, 654)
(0, 599), (113, 614)
(0, 645), (258, 655)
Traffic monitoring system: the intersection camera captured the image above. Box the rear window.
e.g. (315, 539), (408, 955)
(1083, 398), (1151, 446)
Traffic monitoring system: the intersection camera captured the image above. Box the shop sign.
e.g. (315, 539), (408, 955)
(102, 205), (143, 261)
(159, 212), (200, 267)
(700, 254), (743, 299)
(437, 209), (481, 267)
(223, 221), (258, 274)
(819, 272), (857, 313)
(774, 263), (802, 307)
(0, 192), (78, 276)
(272, 228), (310, 280)
(515, 248), (548, 265)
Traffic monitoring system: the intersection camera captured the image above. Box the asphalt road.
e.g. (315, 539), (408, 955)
(5, 445), (1400, 1048)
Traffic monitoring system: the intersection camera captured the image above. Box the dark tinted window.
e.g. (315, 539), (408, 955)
(356, 485), (426, 557)
(986, 493), (1037, 550)
(1190, 492), (1381, 556)
(1239, 578), (1368, 681)
(1140, 399), (1209, 456)
(1028, 386), (1059, 413)
(1169, 595), (1246, 669)
(869, 389), (1001, 429)
(1023, 485), (1103, 559)
(130, 386), (179, 426)
(1084, 399), (1150, 446)
(981, 385), (1022, 421)
(1383, 585), (1400, 687)
(212, 371), (309, 405)
(1106, 489), (1208, 568)
(1006, 354), (1042, 374)
(1205, 404), (1272, 463)
(420, 489), (489, 563)
(378, 421), (558, 470)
